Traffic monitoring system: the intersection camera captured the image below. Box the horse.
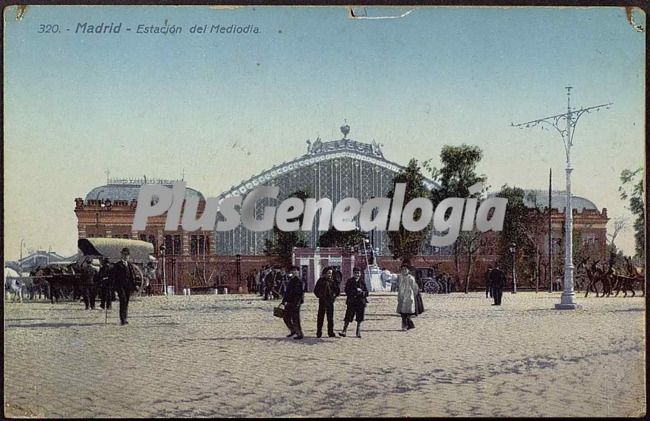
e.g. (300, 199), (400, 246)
(5, 276), (24, 303)
(31, 264), (82, 303)
(579, 259), (610, 298)
(612, 258), (645, 297)
(611, 273), (641, 297)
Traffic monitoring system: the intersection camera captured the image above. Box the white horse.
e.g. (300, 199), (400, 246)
(5, 267), (24, 303)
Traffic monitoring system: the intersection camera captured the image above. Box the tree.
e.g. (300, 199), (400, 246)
(319, 227), (366, 248)
(457, 230), (482, 293)
(607, 215), (629, 247)
(386, 159), (431, 264)
(618, 168), (644, 260)
(496, 186), (547, 291)
(425, 144), (488, 291)
(426, 144), (487, 204)
(263, 190), (309, 267)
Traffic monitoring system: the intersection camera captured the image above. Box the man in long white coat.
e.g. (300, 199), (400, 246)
(396, 264), (419, 331)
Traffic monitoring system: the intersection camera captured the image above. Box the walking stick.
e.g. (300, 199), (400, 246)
(105, 284), (110, 325)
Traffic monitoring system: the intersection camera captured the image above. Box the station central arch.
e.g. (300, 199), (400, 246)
(215, 128), (439, 256)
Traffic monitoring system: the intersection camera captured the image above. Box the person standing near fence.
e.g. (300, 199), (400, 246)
(339, 267), (368, 338)
(281, 265), (304, 340)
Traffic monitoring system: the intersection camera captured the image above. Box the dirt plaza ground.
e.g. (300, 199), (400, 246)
(3, 291), (646, 418)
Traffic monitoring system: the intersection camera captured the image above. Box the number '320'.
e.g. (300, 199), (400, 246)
(38, 24), (60, 33)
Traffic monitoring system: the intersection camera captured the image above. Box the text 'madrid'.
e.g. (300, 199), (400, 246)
(131, 182), (507, 247)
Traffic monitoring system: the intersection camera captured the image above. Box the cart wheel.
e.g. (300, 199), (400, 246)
(424, 280), (439, 294)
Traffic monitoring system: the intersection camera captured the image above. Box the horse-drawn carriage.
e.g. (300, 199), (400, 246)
(77, 238), (157, 296)
(27, 238), (156, 303)
(30, 261), (81, 303)
(414, 266), (451, 294)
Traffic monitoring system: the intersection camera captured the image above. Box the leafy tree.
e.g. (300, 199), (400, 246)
(618, 168), (644, 260)
(263, 190), (309, 267)
(496, 186), (548, 291)
(386, 159), (431, 265)
(319, 227), (366, 248)
(426, 144), (488, 204)
(424, 144), (488, 291)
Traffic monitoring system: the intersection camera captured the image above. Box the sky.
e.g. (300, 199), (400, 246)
(3, 5), (646, 260)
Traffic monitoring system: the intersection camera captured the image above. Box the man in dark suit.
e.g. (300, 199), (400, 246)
(109, 247), (137, 325)
(339, 267), (369, 338)
(489, 266), (506, 306)
(281, 265), (304, 340)
(313, 267), (340, 338)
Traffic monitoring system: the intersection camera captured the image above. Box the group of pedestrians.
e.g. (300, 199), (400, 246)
(257, 266), (284, 300)
(280, 262), (428, 340)
(281, 266), (369, 340)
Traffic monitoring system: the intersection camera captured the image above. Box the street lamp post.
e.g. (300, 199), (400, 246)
(171, 258), (176, 295)
(511, 88), (611, 310)
(235, 254), (242, 292)
(160, 245), (167, 296)
(509, 243), (517, 294)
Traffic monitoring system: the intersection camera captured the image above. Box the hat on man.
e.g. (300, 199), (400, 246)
(121, 247), (130, 255)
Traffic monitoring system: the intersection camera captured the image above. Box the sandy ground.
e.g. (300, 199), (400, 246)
(3, 291), (646, 418)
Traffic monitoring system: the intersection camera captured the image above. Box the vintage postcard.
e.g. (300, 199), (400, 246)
(3, 5), (646, 418)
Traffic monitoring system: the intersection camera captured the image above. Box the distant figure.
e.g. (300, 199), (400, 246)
(334, 269), (343, 292)
(313, 267), (340, 338)
(258, 266), (270, 297)
(489, 266), (506, 306)
(109, 248), (138, 325)
(281, 265), (304, 340)
(263, 267), (276, 300)
(339, 267), (368, 338)
(144, 261), (156, 296)
(271, 268), (283, 299)
(80, 257), (99, 310)
(98, 257), (112, 310)
(485, 265), (493, 298)
(278, 268), (288, 299)
(247, 271), (256, 294)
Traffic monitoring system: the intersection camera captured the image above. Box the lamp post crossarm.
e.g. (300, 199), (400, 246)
(566, 102), (613, 146)
(512, 114), (570, 160)
(511, 101), (612, 162)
